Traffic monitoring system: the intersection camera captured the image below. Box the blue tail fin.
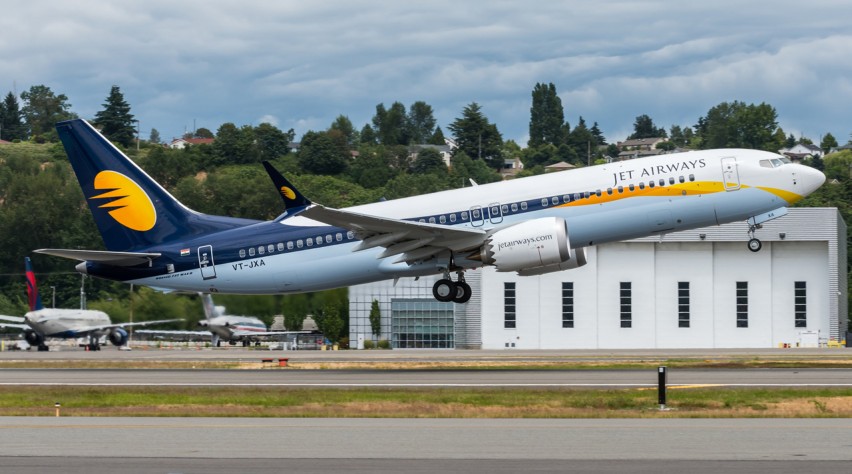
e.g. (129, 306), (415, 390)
(56, 119), (256, 251)
(25, 257), (44, 311)
(262, 161), (311, 216)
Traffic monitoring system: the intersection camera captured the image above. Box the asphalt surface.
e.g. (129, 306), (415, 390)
(1, 418), (851, 473)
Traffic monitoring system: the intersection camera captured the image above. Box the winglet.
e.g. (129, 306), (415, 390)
(262, 161), (311, 214)
(25, 257), (44, 311)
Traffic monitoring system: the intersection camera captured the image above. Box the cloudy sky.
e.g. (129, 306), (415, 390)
(3, 1), (851, 145)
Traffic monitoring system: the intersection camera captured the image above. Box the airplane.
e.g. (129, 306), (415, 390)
(35, 119), (825, 304)
(137, 293), (310, 347)
(0, 257), (181, 351)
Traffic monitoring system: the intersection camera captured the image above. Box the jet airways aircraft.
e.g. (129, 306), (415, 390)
(36, 119), (825, 303)
(138, 293), (309, 347)
(0, 257), (181, 351)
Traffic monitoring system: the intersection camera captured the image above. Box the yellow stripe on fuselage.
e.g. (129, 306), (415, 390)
(557, 181), (729, 208)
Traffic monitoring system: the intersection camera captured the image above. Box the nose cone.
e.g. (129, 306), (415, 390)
(75, 261), (89, 275)
(798, 165), (826, 196)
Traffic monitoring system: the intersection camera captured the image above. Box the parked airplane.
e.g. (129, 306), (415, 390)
(0, 257), (181, 351)
(138, 293), (309, 347)
(36, 119), (825, 303)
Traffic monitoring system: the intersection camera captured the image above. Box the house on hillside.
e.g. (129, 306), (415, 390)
(169, 137), (215, 149)
(780, 143), (823, 162)
(615, 137), (669, 160)
(409, 144), (453, 167)
(500, 157), (524, 179)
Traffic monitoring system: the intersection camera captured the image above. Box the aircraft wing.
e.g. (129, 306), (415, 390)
(33, 249), (161, 267)
(66, 318), (184, 336)
(136, 329), (211, 337)
(301, 204), (486, 264)
(0, 315), (26, 323)
(0, 321), (28, 330)
(231, 330), (312, 338)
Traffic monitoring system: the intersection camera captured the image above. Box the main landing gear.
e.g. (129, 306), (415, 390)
(747, 223), (762, 252)
(433, 271), (472, 304)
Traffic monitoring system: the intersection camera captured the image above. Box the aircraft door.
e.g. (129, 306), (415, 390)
(198, 245), (217, 280)
(721, 157), (740, 191)
(470, 205), (485, 227)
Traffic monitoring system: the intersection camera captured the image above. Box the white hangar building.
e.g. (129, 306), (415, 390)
(348, 208), (847, 350)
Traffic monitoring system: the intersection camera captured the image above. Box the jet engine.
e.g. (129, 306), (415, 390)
(107, 328), (129, 346)
(24, 330), (44, 346)
(476, 217), (587, 274)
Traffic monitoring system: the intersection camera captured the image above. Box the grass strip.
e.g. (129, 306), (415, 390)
(1, 386), (850, 418)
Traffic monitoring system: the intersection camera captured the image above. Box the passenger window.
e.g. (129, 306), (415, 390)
(562, 195), (570, 203)
(649, 181), (655, 188)
(258, 246), (265, 255)
(419, 219), (425, 223)
(628, 184), (635, 192)
(501, 205), (509, 214)
(617, 186), (624, 193)
(277, 243), (284, 252)
(473, 209), (481, 218)
(606, 188), (613, 195)
(450, 214), (457, 222)
(573, 193), (580, 201)
(491, 205), (500, 215)
(268, 244), (275, 253)
(439, 215), (446, 224)
(669, 177), (675, 185)
(316, 236), (322, 245)
(287, 241), (294, 250)
(249, 248), (256, 256)
(584, 191), (590, 199)
(595, 190), (602, 197)
(689, 174), (695, 182)
(462, 211), (469, 220)
(541, 198), (548, 207)
(325, 235), (332, 244)
(306, 238), (313, 247)
(297, 240), (303, 248)
(239, 249), (246, 258)
(678, 176), (685, 183)
(336, 233), (342, 242)
(659, 179), (665, 187)
(347, 231), (355, 240)
(639, 182), (645, 190)
(429, 217), (436, 224)
(520, 202), (528, 210)
(551, 196), (559, 205)
(511, 203), (518, 212)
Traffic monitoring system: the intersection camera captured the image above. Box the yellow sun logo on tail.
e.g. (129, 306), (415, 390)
(280, 186), (296, 200)
(90, 171), (157, 231)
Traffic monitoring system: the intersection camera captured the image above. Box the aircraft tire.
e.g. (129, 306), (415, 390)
(453, 281), (472, 304)
(433, 279), (457, 302)
(748, 238), (762, 252)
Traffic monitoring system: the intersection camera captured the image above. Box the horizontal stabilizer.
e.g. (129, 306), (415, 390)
(0, 315), (26, 323)
(34, 249), (161, 267)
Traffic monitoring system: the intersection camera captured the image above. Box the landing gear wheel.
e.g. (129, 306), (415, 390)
(37, 344), (49, 352)
(453, 281), (472, 304)
(747, 238), (762, 252)
(433, 279), (457, 302)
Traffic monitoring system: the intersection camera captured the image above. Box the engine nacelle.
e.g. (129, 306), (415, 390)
(477, 217), (586, 274)
(24, 330), (44, 346)
(108, 328), (129, 346)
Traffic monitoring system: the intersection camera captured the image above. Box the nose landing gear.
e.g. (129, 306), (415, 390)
(432, 271), (472, 303)
(747, 223), (762, 252)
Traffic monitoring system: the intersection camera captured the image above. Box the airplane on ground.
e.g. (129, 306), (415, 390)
(36, 119), (825, 303)
(137, 293), (309, 347)
(0, 257), (181, 351)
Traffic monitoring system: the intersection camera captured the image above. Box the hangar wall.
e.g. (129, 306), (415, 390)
(349, 208), (846, 349)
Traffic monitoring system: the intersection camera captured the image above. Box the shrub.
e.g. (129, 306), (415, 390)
(377, 339), (391, 349)
(363, 339), (375, 349)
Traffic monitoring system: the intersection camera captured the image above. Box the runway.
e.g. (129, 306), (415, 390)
(1, 418), (851, 473)
(2, 367), (852, 387)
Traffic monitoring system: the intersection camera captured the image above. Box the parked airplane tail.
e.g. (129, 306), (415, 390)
(55, 119), (257, 252)
(199, 293), (222, 320)
(25, 257), (43, 311)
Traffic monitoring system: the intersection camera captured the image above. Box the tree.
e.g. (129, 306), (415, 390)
(628, 114), (666, 139)
(430, 126), (446, 145)
(821, 133), (838, 154)
(298, 131), (348, 175)
(528, 82), (566, 148)
(695, 101), (781, 151)
(0, 92), (27, 141)
(372, 102), (410, 145)
(330, 115), (358, 146)
(411, 147), (447, 175)
(254, 122), (293, 159)
(407, 101), (437, 144)
(368, 299), (382, 338)
(149, 128), (161, 145)
(194, 127), (214, 139)
(94, 85), (136, 147)
(448, 102), (503, 168)
(20, 85), (75, 141)
(315, 300), (345, 343)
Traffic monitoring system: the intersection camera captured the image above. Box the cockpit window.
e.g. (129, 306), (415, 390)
(778, 156), (792, 164)
(759, 160), (773, 168)
(771, 158), (784, 167)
